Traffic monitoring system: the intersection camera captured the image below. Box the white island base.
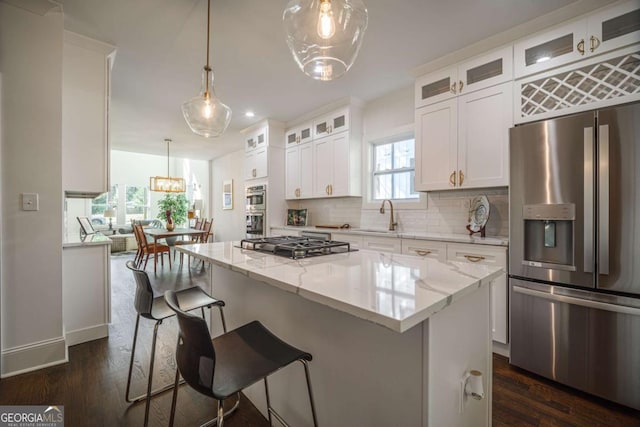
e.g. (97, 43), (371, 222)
(212, 266), (491, 426)
(177, 243), (500, 427)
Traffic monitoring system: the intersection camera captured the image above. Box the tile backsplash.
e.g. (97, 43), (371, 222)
(287, 187), (508, 237)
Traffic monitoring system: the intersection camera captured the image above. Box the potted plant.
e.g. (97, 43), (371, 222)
(157, 193), (189, 244)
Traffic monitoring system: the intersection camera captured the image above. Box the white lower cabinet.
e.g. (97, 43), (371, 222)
(63, 245), (111, 346)
(446, 243), (508, 344)
(361, 236), (402, 254)
(331, 232), (363, 250)
(401, 239), (447, 261)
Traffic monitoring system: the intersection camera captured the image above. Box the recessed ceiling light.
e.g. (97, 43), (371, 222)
(245, 111), (255, 118)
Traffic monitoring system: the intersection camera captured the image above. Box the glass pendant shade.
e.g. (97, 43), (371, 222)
(182, 67), (232, 138)
(283, 0), (368, 81)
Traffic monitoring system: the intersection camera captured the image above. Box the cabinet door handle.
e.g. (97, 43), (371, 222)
(458, 170), (464, 186)
(329, 184), (333, 195)
(325, 185), (330, 195)
(464, 255), (486, 263)
(590, 35), (601, 52)
(415, 249), (432, 257)
(252, 168), (256, 177)
(449, 171), (457, 186)
(459, 80), (464, 92)
(577, 39), (585, 55)
(450, 81), (457, 94)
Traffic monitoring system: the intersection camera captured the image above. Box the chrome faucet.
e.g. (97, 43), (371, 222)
(379, 199), (398, 231)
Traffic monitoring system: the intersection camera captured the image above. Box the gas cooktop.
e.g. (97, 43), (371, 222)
(240, 236), (356, 259)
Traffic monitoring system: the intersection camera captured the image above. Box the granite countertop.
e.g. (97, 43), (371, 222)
(63, 233), (112, 248)
(176, 242), (503, 333)
(270, 225), (509, 246)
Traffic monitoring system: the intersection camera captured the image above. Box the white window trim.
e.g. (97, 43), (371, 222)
(362, 123), (427, 211)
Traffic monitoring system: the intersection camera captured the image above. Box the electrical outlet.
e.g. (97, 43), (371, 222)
(22, 193), (39, 211)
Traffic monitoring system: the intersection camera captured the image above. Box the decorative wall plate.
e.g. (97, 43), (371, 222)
(467, 195), (490, 236)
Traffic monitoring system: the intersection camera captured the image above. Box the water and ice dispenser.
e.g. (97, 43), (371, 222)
(522, 204), (576, 271)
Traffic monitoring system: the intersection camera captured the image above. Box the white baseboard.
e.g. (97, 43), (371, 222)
(65, 324), (109, 347)
(492, 341), (510, 358)
(1, 336), (68, 378)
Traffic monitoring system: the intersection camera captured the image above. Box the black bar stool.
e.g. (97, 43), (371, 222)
(164, 289), (319, 427)
(124, 261), (227, 427)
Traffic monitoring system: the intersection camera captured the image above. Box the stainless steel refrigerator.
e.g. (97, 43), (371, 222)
(509, 103), (640, 411)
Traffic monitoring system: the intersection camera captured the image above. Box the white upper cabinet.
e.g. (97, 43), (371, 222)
(514, 19), (587, 78)
(587, 1), (640, 55)
(285, 143), (313, 199)
(285, 103), (362, 200)
(458, 45), (513, 94)
(415, 46), (512, 109)
(313, 106), (350, 138)
(285, 122), (313, 148)
(415, 99), (458, 191)
(62, 31), (115, 193)
(245, 146), (268, 180)
(457, 82), (512, 189)
(415, 76), (512, 190)
(514, 0), (640, 78)
(415, 67), (458, 108)
(245, 126), (268, 152)
(242, 120), (285, 182)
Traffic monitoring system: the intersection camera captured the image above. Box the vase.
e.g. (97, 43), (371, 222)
(166, 217), (175, 231)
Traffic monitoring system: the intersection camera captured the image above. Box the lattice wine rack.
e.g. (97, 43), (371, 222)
(520, 51), (640, 119)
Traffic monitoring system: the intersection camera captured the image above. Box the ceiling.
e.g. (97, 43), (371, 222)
(57, 0), (599, 160)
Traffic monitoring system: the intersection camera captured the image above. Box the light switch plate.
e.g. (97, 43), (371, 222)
(22, 193), (39, 211)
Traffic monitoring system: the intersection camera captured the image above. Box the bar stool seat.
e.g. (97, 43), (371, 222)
(165, 290), (319, 427)
(125, 260), (227, 427)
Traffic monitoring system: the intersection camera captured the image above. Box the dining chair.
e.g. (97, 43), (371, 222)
(125, 261), (228, 427)
(164, 290), (319, 427)
(175, 219), (212, 267)
(173, 218), (203, 262)
(134, 223), (172, 271)
(132, 222), (144, 267)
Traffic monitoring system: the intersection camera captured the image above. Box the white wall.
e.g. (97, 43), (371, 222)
(211, 149), (246, 242)
(0, 3), (66, 375)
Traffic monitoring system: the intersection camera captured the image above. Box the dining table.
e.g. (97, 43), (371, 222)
(143, 228), (207, 274)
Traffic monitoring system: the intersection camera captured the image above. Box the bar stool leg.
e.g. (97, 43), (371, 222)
(264, 377), (273, 426)
(169, 352), (181, 427)
(143, 321), (161, 427)
(125, 315), (141, 403)
(302, 359), (319, 427)
(217, 400), (225, 427)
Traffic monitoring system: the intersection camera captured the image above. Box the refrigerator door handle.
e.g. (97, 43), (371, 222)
(599, 124), (610, 276)
(584, 127), (594, 273)
(513, 285), (640, 316)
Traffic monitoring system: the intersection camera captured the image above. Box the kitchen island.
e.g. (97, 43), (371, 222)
(176, 242), (502, 427)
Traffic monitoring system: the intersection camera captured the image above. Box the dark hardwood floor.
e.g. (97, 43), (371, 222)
(0, 252), (638, 426)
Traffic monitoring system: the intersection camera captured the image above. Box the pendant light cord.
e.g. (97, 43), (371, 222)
(204, 0), (211, 98)
(166, 139), (171, 176)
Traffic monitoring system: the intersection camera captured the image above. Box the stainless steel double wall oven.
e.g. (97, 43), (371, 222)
(245, 184), (266, 238)
(509, 103), (640, 410)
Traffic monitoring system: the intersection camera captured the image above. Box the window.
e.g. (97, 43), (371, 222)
(91, 186), (118, 225)
(372, 137), (418, 200)
(125, 185), (149, 223)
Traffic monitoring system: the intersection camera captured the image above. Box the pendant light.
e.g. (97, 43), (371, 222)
(150, 139), (186, 193)
(182, 0), (231, 138)
(283, 0), (368, 81)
